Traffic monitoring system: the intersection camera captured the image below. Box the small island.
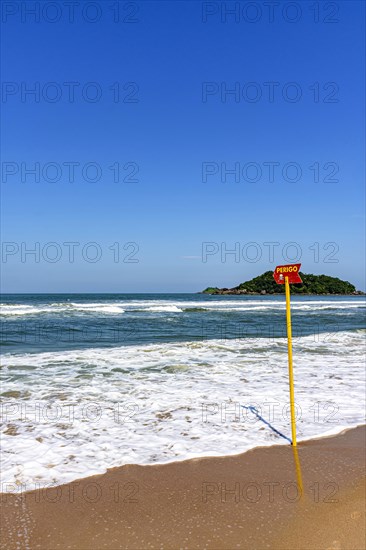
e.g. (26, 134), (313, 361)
(202, 271), (365, 295)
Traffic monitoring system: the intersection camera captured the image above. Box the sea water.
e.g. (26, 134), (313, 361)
(1, 293), (365, 489)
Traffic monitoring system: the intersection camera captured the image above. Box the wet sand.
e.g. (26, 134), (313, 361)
(1, 425), (365, 549)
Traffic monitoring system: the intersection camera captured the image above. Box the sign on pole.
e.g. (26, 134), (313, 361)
(273, 263), (302, 446)
(273, 263), (302, 285)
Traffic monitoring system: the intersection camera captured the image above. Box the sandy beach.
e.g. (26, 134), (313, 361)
(1, 425), (365, 550)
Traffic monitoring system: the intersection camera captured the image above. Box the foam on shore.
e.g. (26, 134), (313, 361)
(1, 330), (365, 489)
(1, 426), (365, 550)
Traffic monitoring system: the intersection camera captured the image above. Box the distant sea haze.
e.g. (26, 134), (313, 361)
(1, 294), (365, 490)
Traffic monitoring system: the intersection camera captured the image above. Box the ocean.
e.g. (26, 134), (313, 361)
(1, 293), (365, 490)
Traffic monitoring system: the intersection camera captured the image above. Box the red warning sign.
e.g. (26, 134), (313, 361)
(273, 264), (302, 284)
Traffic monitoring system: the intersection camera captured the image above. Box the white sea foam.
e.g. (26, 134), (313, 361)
(0, 305), (50, 316)
(1, 298), (364, 317)
(1, 330), (365, 490)
(0, 302), (125, 316)
(142, 305), (183, 312)
(68, 303), (125, 314)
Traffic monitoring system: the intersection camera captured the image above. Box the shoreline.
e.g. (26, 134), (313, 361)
(1, 425), (365, 549)
(2, 422), (364, 495)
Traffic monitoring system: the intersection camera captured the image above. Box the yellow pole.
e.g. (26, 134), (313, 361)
(292, 446), (303, 496)
(285, 276), (297, 446)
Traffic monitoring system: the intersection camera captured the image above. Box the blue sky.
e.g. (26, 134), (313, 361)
(1, 1), (365, 292)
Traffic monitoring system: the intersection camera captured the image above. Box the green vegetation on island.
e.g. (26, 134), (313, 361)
(202, 272), (364, 295)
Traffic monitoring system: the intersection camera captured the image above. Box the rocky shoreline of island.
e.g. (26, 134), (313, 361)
(201, 271), (365, 296)
(201, 289), (365, 295)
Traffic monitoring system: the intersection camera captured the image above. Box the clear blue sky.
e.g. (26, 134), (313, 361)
(1, 1), (365, 292)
